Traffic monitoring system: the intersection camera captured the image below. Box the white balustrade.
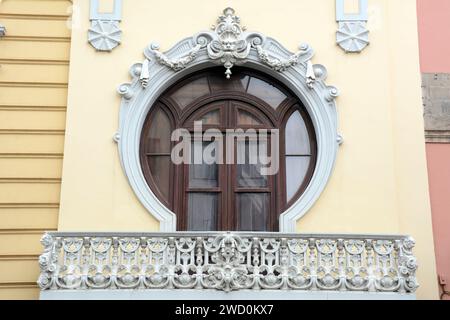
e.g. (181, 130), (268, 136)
(38, 232), (418, 294)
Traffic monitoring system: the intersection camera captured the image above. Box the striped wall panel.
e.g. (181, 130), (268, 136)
(0, 0), (72, 300)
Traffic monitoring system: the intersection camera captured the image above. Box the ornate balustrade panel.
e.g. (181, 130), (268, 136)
(38, 232), (418, 294)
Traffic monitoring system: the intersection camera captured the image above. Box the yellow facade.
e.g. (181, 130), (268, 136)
(0, 0), (72, 300)
(0, 0), (440, 299)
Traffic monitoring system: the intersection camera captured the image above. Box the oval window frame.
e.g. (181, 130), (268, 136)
(117, 36), (341, 232)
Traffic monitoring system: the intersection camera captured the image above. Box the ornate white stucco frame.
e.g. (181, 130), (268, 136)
(116, 8), (342, 232)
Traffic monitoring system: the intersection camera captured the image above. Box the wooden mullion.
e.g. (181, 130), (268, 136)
(186, 188), (222, 193)
(141, 67), (318, 233)
(146, 152), (172, 156)
(285, 154), (312, 157)
(234, 188), (271, 193)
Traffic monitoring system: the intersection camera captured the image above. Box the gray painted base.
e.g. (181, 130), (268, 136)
(41, 289), (416, 300)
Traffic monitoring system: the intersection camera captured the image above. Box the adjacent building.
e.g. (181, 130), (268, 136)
(417, 0), (450, 300)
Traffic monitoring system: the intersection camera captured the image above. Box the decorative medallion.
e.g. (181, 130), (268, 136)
(88, 0), (123, 52)
(335, 0), (370, 53)
(88, 20), (122, 52)
(336, 21), (369, 53)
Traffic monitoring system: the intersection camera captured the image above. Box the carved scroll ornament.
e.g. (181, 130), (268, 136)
(142, 8), (316, 84)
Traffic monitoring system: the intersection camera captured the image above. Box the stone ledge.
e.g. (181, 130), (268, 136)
(425, 130), (450, 143)
(40, 289), (416, 300)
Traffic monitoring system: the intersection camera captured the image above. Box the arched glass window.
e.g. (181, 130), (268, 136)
(140, 67), (317, 231)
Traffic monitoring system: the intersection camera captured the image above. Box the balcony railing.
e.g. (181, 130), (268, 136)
(37, 232), (418, 296)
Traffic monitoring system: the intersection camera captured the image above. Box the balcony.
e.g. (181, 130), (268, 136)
(37, 232), (419, 300)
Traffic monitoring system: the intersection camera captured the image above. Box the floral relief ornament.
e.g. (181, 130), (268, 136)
(336, 21), (369, 53)
(143, 7), (316, 84)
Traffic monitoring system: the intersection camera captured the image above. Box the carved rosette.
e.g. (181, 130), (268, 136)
(336, 21), (369, 53)
(88, 20), (122, 52)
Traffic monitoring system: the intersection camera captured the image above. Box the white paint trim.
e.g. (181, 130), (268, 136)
(90, 0), (123, 21)
(117, 29), (341, 233)
(336, 0), (368, 21)
(41, 289), (415, 301)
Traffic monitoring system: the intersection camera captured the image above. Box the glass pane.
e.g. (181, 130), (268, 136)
(189, 141), (218, 188)
(148, 155), (171, 200)
(237, 193), (269, 231)
(198, 110), (220, 125)
(146, 109), (171, 153)
(285, 111), (311, 155)
(236, 140), (268, 187)
(209, 73), (249, 92)
(247, 77), (287, 109)
(286, 156), (310, 202)
(237, 109), (263, 126)
(237, 163), (268, 187)
(170, 77), (210, 109)
(189, 164), (218, 188)
(188, 193), (218, 231)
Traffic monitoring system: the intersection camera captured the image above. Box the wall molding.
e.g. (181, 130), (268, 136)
(88, 0), (122, 52)
(41, 289), (416, 300)
(116, 8), (341, 232)
(425, 130), (450, 143)
(336, 0), (369, 53)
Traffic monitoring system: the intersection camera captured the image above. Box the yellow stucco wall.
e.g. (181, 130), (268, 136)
(50, 0), (437, 299)
(0, 0), (72, 299)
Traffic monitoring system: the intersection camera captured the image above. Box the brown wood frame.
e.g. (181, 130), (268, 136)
(139, 67), (317, 232)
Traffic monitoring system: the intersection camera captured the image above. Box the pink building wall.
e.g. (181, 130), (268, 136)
(417, 0), (450, 299)
(417, 0), (450, 73)
(426, 144), (450, 299)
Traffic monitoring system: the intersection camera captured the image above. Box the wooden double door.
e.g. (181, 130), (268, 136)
(140, 67), (317, 232)
(178, 98), (278, 232)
